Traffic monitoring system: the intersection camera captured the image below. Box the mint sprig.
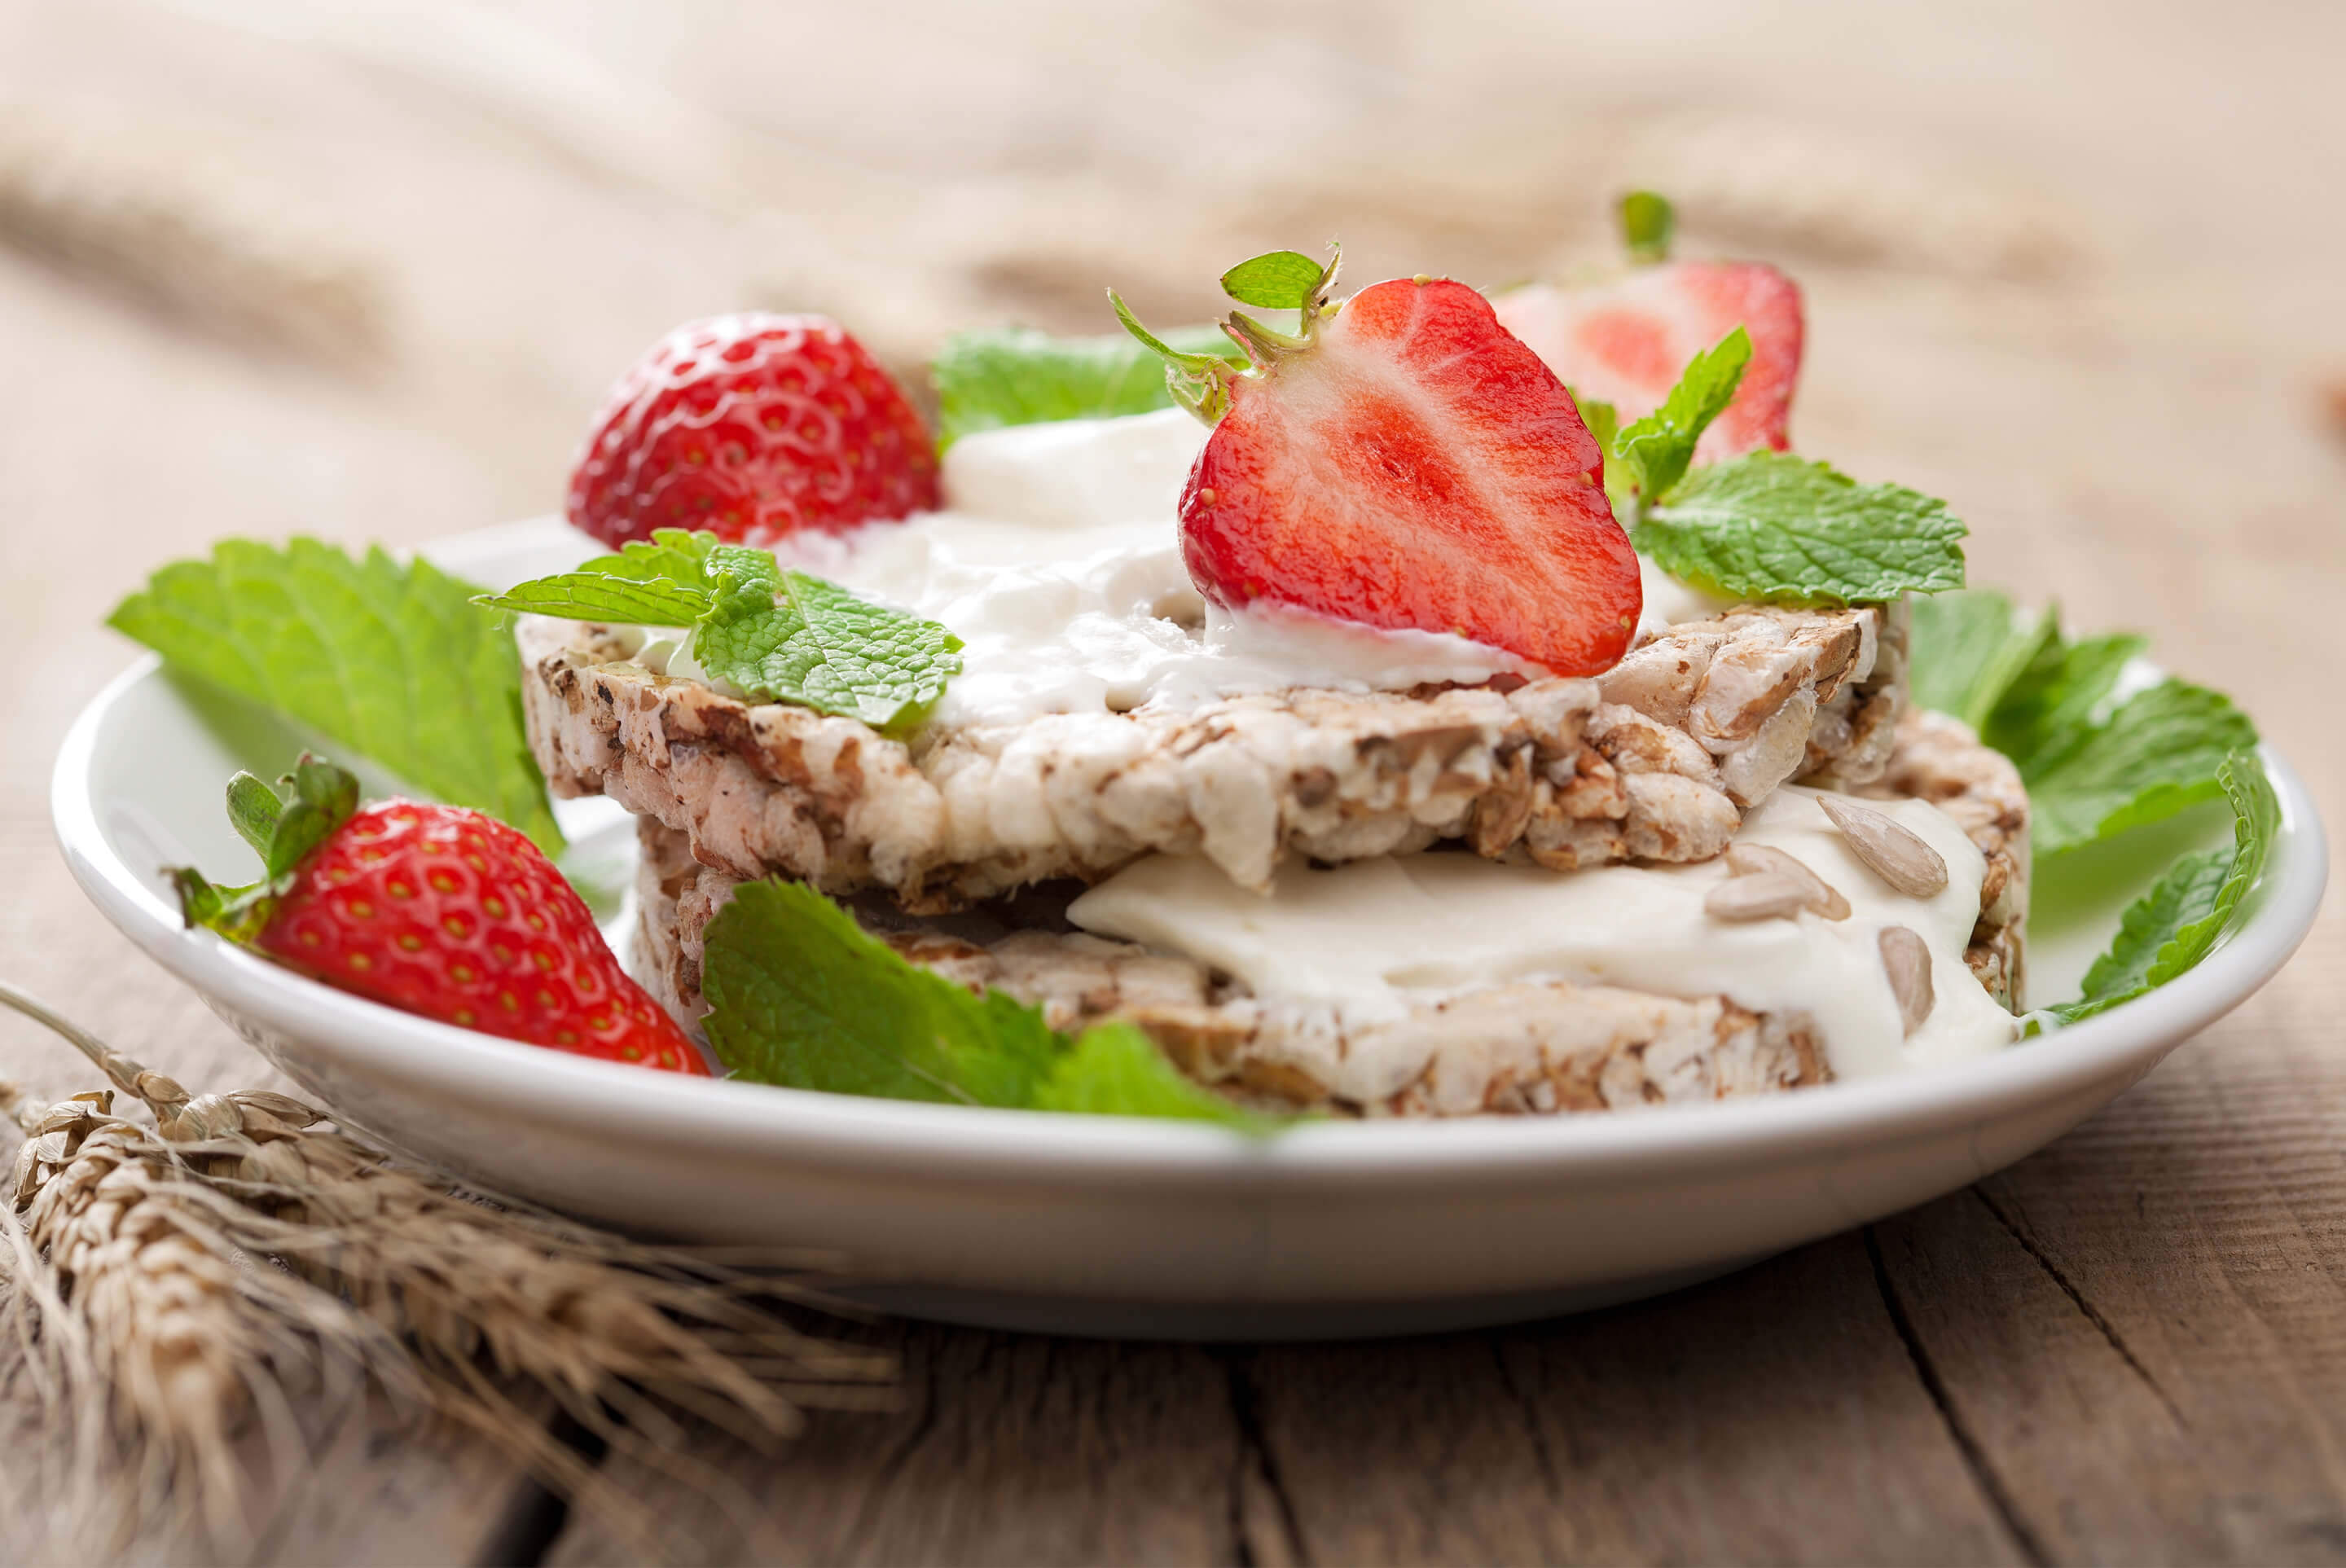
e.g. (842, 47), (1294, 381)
(2041, 754), (2278, 1026)
(932, 325), (1246, 447)
(1909, 592), (2256, 859)
(1905, 589), (2058, 731)
(1612, 326), (1751, 504)
(697, 569), (963, 734)
(109, 538), (564, 852)
(480, 530), (963, 737)
(1635, 453), (1968, 606)
(1580, 331), (1966, 607)
(701, 879), (1267, 1127)
(1911, 595), (2278, 1025)
(2021, 679), (2257, 857)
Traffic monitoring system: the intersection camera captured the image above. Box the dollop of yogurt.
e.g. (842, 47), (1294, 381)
(750, 408), (1540, 728)
(641, 407), (1723, 727)
(1065, 786), (2019, 1080)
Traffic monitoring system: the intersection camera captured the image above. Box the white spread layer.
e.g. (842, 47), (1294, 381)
(637, 408), (1704, 730)
(1065, 786), (2018, 1081)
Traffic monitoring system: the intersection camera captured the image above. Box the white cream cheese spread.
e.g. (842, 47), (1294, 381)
(632, 407), (1722, 729)
(593, 409), (2015, 1078)
(1064, 786), (2018, 1081)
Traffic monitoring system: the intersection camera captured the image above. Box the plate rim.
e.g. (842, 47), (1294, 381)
(53, 645), (2329, 1192)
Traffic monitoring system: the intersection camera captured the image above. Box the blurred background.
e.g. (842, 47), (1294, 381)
(3, 0), (2342, 857)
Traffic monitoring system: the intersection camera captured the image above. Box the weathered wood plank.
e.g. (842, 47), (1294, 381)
(1240, 1238), (2024, 1567)
(542, 1320), (1252, 1567)
(1873, 955), (2346, 1566)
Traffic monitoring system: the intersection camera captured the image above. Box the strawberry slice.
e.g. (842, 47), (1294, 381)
(1494, 260), (1803, 461)
(1148, 272), (1640, 676)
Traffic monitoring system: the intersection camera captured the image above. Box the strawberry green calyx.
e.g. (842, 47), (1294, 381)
(1110, 242), (1344, 425)
(1109, 292), (1237, 424)
(174, 754), (362, 944)
(1621, 190), (1674, 265)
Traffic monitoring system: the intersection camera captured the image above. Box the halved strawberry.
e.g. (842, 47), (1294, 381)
(1133, 270), (1640, 676)
(1494, 260), (1803, 461)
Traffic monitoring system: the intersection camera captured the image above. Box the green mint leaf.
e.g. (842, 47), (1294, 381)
(933, 325), (1244, 446)
(477, 529), (723, 624)
(1621, 190), (1675, 265)
(1911, 596), (2259, 860)
(477, 575), (710, 624)
(1569, 392), (1636, 515)
(1615, 327), (1751, 503)
(691, 569), (963, 736)
(225, 771), (283, 859)
(108, 539), (563, 852)
(1572, 392), (1619, 459)
(578, 528), (723, 584)
(1907, 591), (2055, 733)
(705, 881), (1282, 1125)
(2023, 679), (2258, 859)
(487, 531), (963, 735)
(701, 880), (1061, 1107)
(2045, 753), (2279, 1024)
(1636, 453), (1967, 604)
(1982, 628), (2149, 772)
(1032, 1021), (1266, 1127)
(1219, 249), (1326, 310)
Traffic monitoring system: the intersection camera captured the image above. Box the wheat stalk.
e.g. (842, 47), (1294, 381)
(0, 981), (892, 1561)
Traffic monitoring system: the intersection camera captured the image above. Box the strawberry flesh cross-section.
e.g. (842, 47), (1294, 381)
(1495, 260), (1804, 462)
(1174, 275), (1643, 677)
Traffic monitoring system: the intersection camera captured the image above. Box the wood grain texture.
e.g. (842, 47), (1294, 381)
(1243, 1240), (2026, 1567)
(543, 1324), (1253, 1567)
(1, 0), (2341, 1562)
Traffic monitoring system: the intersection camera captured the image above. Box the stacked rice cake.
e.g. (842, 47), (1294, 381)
(519, 600), (2029, 1118)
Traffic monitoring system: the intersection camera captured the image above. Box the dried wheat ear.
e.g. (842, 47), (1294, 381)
(0, 981), (890, 1562)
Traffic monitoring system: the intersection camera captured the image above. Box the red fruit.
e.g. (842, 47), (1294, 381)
(256, 802), (708, 1074)
(1180, 277), (1641, 676)
(569, 313), (939, 549)
(1492, 261), (1804, 461)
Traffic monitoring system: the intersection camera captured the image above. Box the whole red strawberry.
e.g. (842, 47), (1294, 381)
(568, 313), (939, 549)
(1118, 257), (1641, 675)
(176, 758), (707, 1074)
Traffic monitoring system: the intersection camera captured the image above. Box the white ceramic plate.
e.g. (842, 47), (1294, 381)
(51, 521), (2330, 1339)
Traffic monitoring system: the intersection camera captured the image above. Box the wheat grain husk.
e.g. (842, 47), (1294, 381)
(0, 982), (890, 1563)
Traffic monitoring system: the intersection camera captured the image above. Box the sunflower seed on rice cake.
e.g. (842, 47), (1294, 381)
(630, 815), (1825, 1116)
(521, 600), (1903, 913)
(629, 705), (2026, 1118)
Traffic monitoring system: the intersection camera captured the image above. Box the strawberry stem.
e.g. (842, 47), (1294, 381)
(1113, 244), (1345, 423)
(1220, 310), (1309, 363)
(172, 754), (367, 945)
(1621, 191), (1674, 265)
(1109, 289), (1235, 424)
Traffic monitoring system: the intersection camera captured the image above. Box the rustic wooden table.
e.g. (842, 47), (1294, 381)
(3, 2), (2343, 1562)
